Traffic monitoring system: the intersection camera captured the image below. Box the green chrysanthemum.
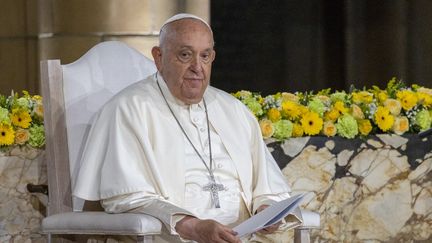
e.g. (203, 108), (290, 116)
(273, 119), (293, 140)
(336, 114), (359, 139)
(308, 98), (326, 117)
(0, 107), (11, 124)
(330, 91), (348, 103)
(15, 97), (30, 109)
(243, 97), (263, 117)
(29, 124), (45, 148)
(415, 109), (432, 131)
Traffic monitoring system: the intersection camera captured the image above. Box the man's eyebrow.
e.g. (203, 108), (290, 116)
(178, 45), (213, 51)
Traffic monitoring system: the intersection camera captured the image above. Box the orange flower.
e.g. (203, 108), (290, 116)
(323, 121), (337, 137)
(358, 119), (372, 136)
(14, 128), (30, 145)
(259, 119), (274, 139)
(392, 116), (410, 135)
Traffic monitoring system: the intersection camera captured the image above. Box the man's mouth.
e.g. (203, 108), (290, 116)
(184, 78), (204, 86)
(184, 77), (204, 81)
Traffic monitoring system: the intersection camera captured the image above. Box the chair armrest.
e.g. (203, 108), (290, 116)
(42, 211), (162, 235)
(299, 209), (320, 229)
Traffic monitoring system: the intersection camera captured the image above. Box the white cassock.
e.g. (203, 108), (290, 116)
(73, 73), (302, 242)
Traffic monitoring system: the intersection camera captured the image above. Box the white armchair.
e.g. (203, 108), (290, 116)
(40, 41), (161, 242)
(40, 41), (319, 243)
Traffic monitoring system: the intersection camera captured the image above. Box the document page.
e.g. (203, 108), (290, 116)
(232, 193), (305, 238)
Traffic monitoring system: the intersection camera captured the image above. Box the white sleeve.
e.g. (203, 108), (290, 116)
(101, 192), (195, 235)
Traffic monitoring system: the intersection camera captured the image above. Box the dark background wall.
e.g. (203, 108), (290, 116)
(211, 0), (432, 95)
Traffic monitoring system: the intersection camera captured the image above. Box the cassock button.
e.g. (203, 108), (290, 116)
(217, 163), (223, 168)
(200, 127), (206, 132)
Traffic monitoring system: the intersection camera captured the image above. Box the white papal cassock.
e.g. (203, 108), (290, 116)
(73, 73), (302, 242)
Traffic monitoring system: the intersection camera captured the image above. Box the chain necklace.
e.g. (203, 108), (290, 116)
(156, 77), (225, 208)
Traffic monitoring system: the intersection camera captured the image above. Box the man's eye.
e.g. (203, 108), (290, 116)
(201, 53), (212, 63)
(179, 52), (192, 61)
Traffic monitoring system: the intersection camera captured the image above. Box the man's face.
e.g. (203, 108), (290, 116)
(152, 19), (215, 104)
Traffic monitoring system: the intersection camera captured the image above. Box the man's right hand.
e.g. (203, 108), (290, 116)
(175, 215), (241, 243)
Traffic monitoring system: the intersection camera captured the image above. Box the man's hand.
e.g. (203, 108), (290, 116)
(175, 215), (241, 243)
(256, 205), (282, 234)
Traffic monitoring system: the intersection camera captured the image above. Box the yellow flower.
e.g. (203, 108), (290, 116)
(377, 91), (388, 104)
(358, 119), (372, 136)
(417, 91), (432, 108)
(383, 98), (402, 116)
(281, 92), (299, 102)
(396, 90), (418, 111)
(374, 106), (395, 132)
(334, 101), (348, 115)
(417, 87), (432, 96)
(352, 91), (374, 104)
(300, 111), (323, 135)
(392, 116), (409, 135)
(324, 101), (348, 122)
(11, 109), (32, 129)
(281, 101), (301, 120)
(14, 128), (30, 145)
(267, 108), (281, 122)
(259, 119), (274, 139)
(0, 124), (15, 146)
(325, 108), (340, 122)
(292, 123), (304, 137)
(351, 104), (365, 120)
(323, 121), (337, 137)
(32, 95), (43, 101)
(33, 101), (44, 118)
(233, 90), (252, 99)
(299, 105), (309, 115)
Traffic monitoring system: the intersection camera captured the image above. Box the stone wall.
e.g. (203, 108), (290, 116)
(0, 147), (46, 242)
(267, 134), (432, 242)
(0, 0), (210, 94)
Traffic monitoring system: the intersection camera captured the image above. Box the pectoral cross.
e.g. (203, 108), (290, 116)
(202, 175), (225, 208)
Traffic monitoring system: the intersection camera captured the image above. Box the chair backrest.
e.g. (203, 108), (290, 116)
(41, 41), (157, 214)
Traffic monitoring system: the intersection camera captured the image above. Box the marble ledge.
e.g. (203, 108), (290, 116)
(267, 134), (432, 242)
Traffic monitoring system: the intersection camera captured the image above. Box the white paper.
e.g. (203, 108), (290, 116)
(232, 193), (305, 238)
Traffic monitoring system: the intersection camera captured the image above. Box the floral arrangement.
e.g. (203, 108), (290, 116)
(0, 91), (45, 148)
(233, 78), (432, 140)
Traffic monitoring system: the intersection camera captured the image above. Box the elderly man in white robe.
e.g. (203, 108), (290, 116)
(73, 13), (302, 243)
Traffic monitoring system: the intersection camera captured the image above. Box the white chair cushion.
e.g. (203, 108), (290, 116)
(42, 212), (162, 235)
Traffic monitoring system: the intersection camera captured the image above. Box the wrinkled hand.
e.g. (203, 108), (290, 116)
(256, 205), (282, 234)
(175, 216), (241, 243)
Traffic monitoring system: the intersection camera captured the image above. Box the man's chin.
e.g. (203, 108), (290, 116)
(181, 92), (205, 104)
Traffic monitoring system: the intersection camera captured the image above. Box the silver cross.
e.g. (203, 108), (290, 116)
(202, 176), (225, 208)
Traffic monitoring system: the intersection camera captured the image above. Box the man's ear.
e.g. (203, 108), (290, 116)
(151, 46), (162, 71)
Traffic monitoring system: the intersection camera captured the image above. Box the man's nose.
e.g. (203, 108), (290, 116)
(189, 55), (203, 72)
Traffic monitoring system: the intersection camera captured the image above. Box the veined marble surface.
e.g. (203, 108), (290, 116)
(1, 135), (430, 243)
(267, 134), (432, 243)
(0, 146), (46, 242)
